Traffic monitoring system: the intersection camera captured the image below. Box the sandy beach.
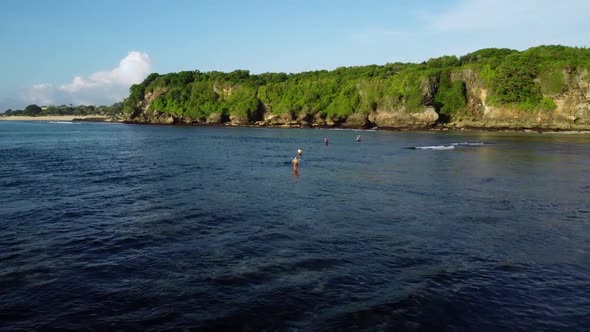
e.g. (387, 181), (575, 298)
(0, 115), (111, 121)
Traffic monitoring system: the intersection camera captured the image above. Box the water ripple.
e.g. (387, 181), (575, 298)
(1, 123), (589, 331)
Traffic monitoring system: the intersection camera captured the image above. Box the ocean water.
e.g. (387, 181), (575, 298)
(1, 121), (589, 331)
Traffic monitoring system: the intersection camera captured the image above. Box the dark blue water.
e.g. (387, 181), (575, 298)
(1, 121), (589, 331)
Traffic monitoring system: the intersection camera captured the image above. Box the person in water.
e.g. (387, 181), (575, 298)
(324, 137), (329, 145)
(297, 148), (302, 156)
(356, 135), (361, 142)
(292, 156), (299, 173)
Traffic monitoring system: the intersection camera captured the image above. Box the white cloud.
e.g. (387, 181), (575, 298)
(22, 51), (152, 106)
(374, 0), (590, 63)
(430, 0), (590, 33)
(22, 83), (58, 106)
(59, 51), (151, 93)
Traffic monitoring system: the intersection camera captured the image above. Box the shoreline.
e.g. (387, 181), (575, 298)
(122, 120), (590, 134)
(0, 115), (113, 122)
(2, 115), (589, 134)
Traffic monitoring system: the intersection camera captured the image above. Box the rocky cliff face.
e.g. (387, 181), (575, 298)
(128, 89), (177, 125)
(125, 85), (440, 129)
(446, 69), (590, 130)
(126, 69), (590, 131)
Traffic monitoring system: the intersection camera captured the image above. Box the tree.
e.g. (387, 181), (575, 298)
(23, 104), (42, 116)
(491, 54), (541, 106)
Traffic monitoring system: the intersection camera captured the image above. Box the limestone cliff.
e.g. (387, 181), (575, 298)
(123, 46), (590, 131)
(446, 69), (590, 130)
(124, 70), (590, 130)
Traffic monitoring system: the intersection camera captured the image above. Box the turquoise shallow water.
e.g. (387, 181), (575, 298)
(1, 121), (589, 331)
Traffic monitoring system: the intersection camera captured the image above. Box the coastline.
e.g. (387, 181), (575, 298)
(0, 115), (114, 122)
(121, 120), (590, 134)
(2, 115), (589, 134)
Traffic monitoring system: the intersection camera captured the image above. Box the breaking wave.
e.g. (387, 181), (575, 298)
(407, 142), (488, 150)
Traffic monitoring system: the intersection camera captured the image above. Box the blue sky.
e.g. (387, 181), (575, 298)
(1, 0), (588, 109)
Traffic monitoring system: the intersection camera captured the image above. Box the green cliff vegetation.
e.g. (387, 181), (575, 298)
(120, 45), (588, 124)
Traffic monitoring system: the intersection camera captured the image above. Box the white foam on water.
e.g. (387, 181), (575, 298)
(452, 142), (485, 146)
(411, 142), (487, 150)
(415, 145), (455, 150)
